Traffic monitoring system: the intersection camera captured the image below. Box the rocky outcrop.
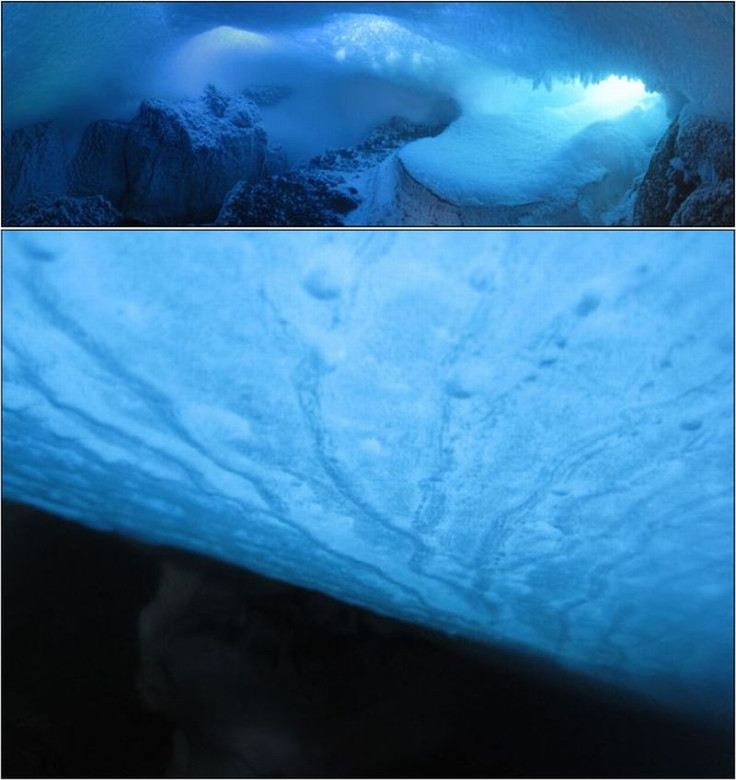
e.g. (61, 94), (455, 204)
(242, 85), (294, 108)
(217, 116), (453, 227)
(671, 179), (734, 226)
(5, 96), (454, 227)
(633, 109), (734, 226)
(631, 119), (680, 225)
(6, 194), (121, 227)
(313, 115), (457, 173)
(2, 121), (69, 214)
(70, 120), (129, 204)
(216, 171), (358, 226)
(70, 87), (267, 225)
(123, 94), (266, 224)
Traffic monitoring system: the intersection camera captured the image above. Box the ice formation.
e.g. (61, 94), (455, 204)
(3, 231), (733, 725)
(3, 3), (733, 226)
(4, 3), (732, 130)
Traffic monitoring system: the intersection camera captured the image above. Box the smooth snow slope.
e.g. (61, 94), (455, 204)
(398, 89), (668, 220)
(3, 231), (733, 725)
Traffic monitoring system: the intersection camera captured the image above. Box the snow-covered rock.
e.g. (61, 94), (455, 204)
(216, 171), (358, 227)
(242, 85), (294, 108)
(69, 88), (267, 225)
(2, 121), (69, 214)
(6, 194), (121, 227)
(123, 95), (266, 224)
(630, 121), (679, 225)
(217, 116), (450, 226)
(70, 120), (130, 204)
(672, 179), (734, 226)
(633, 108), (734, 226)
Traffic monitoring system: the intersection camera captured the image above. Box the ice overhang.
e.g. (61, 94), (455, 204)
(2, 3), (732, 131)
(3, 230), (733, 724)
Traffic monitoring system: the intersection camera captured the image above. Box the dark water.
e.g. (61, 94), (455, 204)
(2, 501), (733, 778)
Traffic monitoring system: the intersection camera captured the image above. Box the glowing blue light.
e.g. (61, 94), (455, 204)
(463, 71), (658, 121)
(577, 75), (653, 117)
(3, 230), (733, 725)
(165, 25), (275, 95)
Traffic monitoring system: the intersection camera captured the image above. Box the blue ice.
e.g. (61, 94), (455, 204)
(4, 3), (732, 131)
(3, 230), (733, 725)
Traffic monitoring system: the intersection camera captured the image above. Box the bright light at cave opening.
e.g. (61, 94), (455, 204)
(466, 71), (659, 123)
(579, 75), (651, 116)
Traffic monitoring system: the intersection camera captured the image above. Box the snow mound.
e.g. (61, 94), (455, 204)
(398, 89), (669, 224)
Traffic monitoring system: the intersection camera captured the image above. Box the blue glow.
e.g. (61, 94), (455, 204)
(457, 73), (657, 119)
(3, 230), (733, 724)
(397, 74), (668, 215)
(2, 3), (733, 226)
(3, 2), (732, 131)
(581, 75), (651, 115)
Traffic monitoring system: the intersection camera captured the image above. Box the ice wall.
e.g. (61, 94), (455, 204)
(405, 2), (734, 117)
(4, 2), (732, 132)
(3, 231), (733, 724)
(2, 3), (173, 131)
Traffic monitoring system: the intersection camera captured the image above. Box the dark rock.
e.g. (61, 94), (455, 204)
(70, 87), (267, 225)
(632, 120), (682, 225)
(263, 145), (289, 176)
(634, 109), (734, 226)
(216, 114), (461, 227)
(6, 194), (121, 226)
(676, 113), (733, 180)
(310, 114), (456, 173)
(123, 93), (266, 224)
(2, 121), (69, 213)
(672, 179), (735, 226)
(242, 85), (294, 108)
(216, 171), (358, 227)
(202, 83), (229, 118)
(70, 120), (129, 203)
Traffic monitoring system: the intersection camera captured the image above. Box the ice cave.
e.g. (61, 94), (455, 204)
(2, 230), (734, 776)
(2, 2), (734, 226)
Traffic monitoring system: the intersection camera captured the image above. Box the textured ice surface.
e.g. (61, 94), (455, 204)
(4, 3), (732, 132)
(3, 231), (733, 722)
